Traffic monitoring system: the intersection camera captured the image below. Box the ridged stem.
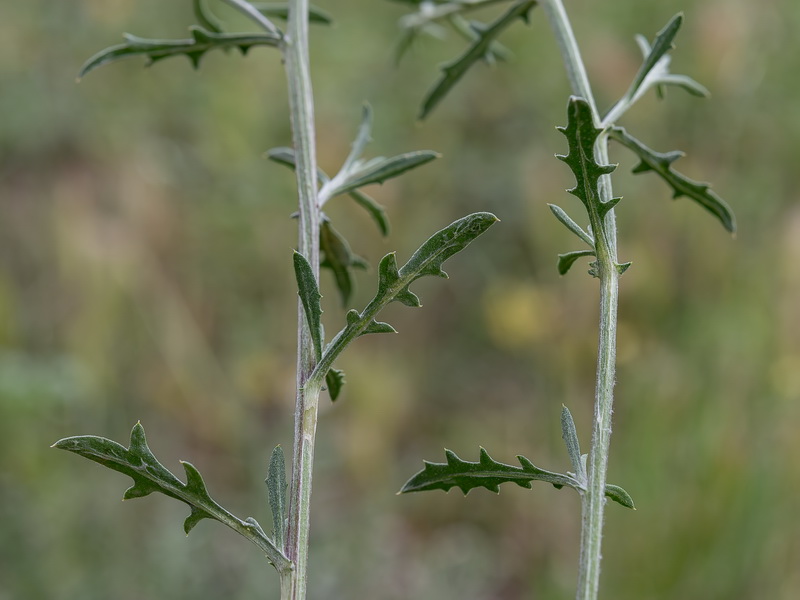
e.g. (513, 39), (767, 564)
(281, 0), (321, 598)
(540, 1), (620, 599)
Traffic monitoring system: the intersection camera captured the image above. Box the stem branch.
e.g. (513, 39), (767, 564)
(540, 2), (620, 599)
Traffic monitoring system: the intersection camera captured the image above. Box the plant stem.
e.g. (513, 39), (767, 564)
(540, 2), (620, 599)
(281, 0), (321, 598)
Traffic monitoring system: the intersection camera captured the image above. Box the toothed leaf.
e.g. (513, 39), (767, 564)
(79, 27), (281, 78)
(266, 445), (287, 551)
(311, 213), (497, 394)
(419, 0), (536, 119)
(557, 250), (596, 275)
(401, 447), (635, 508)
(556, 96), (623, 265)
(609, 126), (735, 232)
(293, 252), (324, 360)
(400, 447), (579, 495)
(52, 423), (290, 570)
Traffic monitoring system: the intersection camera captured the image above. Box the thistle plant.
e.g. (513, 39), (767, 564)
(391, 1), (735, 599)
(52, 1), (496, 598)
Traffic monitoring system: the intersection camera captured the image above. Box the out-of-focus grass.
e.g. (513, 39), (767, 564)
(1, 1), (798, 599)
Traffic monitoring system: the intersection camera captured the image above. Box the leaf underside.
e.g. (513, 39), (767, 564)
(52, 423), (289, 569)
(401, 447), (634, 509)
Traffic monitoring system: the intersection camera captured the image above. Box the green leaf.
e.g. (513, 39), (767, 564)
(193, 0), (224, 33)
(293, 252), (324, 360)
(350, 190), (390, 237)
(325, 152), (440, 199)
(557, 250), (596, 276)
(252, 2), (333, 25)
(325, 368), (345, 401)
(608, 126), (736, 233)
(266, 146), (332, 185)
(268, 145), (394, 238)
(556, 96), (622, 264)
(266, 445), (288, 552)
(548, 203), (594, 246)
(320, 219), (368, 307)
(400, 447), (635, 508)
(628, 13), (683, 100)
(79, 26), (281, 78)
(419, 0), (536, 119)
(604, 484), (636, 509)
(400, 447), (579, 495)
(345, 309), (397, 336)
(311, 213), (498, 393)
(560, 405), (585, 482)
(53, 423), (291, 571)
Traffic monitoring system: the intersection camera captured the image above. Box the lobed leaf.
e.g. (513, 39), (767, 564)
(556, 96), (622, 267)
(419, 0), (536, 119)
(401, 447), (635, 508)
(53, 423), (290, 571)
(79, 26), (281, 78)
(400, 447), (578, 495)
(608, 126), (735, 233)
(266, 445), (288, 552)
(312, 213), (498, 395)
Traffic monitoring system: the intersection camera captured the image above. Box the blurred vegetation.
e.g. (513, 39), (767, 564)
(1, 0), (798, 599)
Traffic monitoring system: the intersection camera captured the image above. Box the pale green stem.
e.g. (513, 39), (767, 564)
(540, 2), (620, 599)
(221, 0), (281, 36)
(281, 0), (321, 598)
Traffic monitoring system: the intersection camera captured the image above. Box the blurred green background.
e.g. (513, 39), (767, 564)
(1, 0), (798, 598)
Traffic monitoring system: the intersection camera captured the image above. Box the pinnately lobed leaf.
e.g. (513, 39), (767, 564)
(79, 27), (282, 78)
(555, 96), (627, 275)
(419, 0), (537, 119)
(310, 212), (498, 397)
(52, 423), (291, 571)
(608, 127), (736, 233)
(401, 447), (634, 509)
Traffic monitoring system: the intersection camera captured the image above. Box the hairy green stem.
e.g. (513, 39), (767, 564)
(540, 1), (620, 599)
(281, 0), (321, 597)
